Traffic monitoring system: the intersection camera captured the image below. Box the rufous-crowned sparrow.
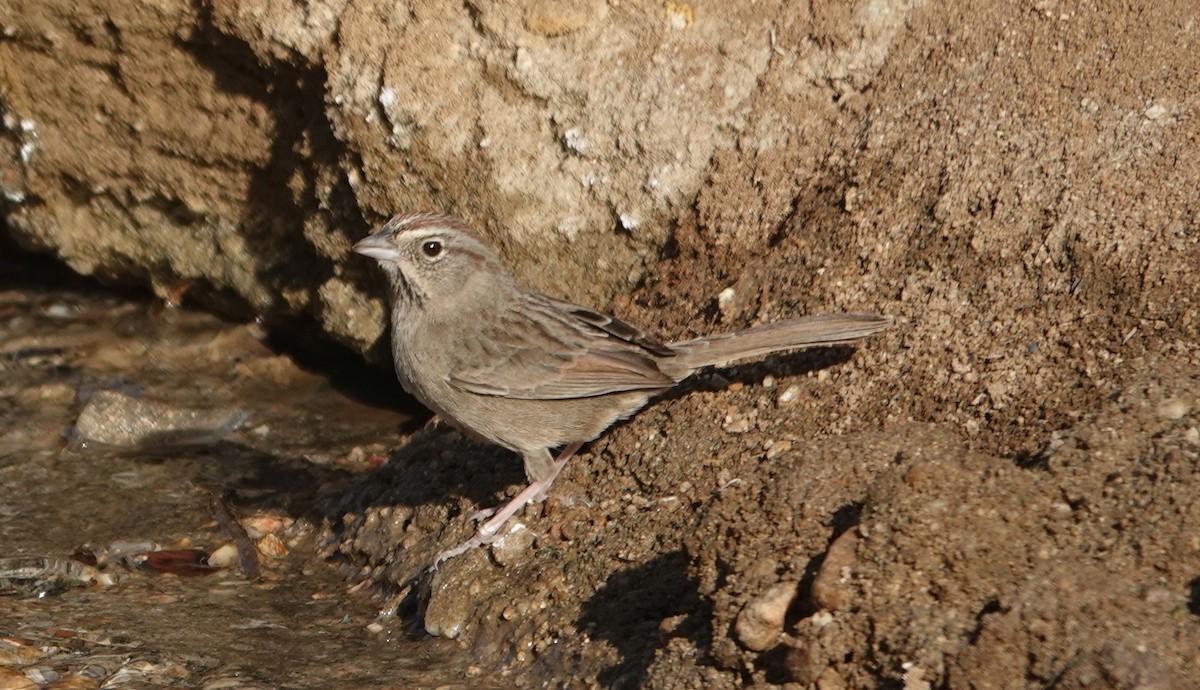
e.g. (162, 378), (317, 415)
(355, 213), (890, 567)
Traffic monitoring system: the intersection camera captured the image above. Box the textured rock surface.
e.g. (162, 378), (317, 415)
(322, 1), (1200, 686)
(1, 0), (917, 353)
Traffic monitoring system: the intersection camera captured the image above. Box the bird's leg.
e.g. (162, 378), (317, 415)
(465, 442), (581, 524)
(431, 443), (582, 570)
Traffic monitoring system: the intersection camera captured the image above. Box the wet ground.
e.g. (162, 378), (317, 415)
(0, 246), (463, 689)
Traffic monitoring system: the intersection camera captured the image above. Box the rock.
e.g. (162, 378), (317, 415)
(777, 385), (802, 406)
(733, 580), (798, 652)
(489, 523), (536, 567)
(816, 667), (848, 690)
(1156, 398), (1190, 421)
(73, 390), (247, 447)
(0, 0), (917, 356)
(523, 0), (606, 37)
(424, 579), (477, 640)
(811, 529), (858, 612)
(255, 533), (288, 559)
(206, 544), (239, 570)
(721, 409), (755, 434)
(902, 664), (931, 690)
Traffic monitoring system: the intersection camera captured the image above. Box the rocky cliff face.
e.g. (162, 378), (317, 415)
(1, 0), (912, 354)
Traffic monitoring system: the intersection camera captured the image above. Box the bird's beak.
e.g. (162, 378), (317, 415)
(353, 232), (400, 262)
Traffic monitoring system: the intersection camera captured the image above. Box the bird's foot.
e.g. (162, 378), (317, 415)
(429, 443), (585, 572)
(428, 478), (549, 572)
(430, 532), (494, 571)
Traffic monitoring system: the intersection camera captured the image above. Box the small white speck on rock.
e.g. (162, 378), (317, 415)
(717, 287), (737, 317)
(563, 128), (588, 154)
(490, 523), (536, 567)
(777, 384), (801, 406)
(722, 409), (755, 434)
(1182, 427), (1198, 445)
(378, 87), (397, 109)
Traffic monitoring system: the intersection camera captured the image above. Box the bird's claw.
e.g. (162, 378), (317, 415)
(428, 526), (503, 572)
(467, 506), (496, 524)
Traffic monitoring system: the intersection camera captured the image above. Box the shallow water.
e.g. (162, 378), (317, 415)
(0, 258), (462, 688)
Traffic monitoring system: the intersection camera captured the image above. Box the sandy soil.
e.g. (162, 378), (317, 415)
(327, 2), (1200, 687)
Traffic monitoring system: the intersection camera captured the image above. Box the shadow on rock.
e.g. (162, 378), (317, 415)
(658, 344), (858, 403)
(319, 427), (522, 521)
(578, 550), (711, 689)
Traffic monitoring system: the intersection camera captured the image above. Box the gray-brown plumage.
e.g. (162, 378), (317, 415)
(354, 212), (891, 566)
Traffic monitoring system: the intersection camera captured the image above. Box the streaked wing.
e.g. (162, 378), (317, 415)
(447, 294), (677, 400)
(539, 296), (676, 357)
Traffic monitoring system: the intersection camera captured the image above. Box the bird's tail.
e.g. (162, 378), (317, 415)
(668, 313), (891, 372)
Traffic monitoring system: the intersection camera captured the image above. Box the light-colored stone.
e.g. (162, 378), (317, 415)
(811, 530), (858, 612)
(733, 580), (798, 652)
(74, 391), (247, 447)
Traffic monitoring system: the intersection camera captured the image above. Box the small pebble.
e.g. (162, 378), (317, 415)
(664, 0), (694, 29)
(809, 610), (834, 627)
(523, 0), (605, 37)
(44, 303), (74, 318)
(777, 385), (801, 406)
(812, 530), (858, 611)
(815, 667), (847, 689)
(765, 439), (792, 459)
(490, 524), (536, 567)
(255, 534), (288, 559)
(1157, 398), (1190, 421)
(241, 515), (291, 538)
(902, 664), (931, 690)
(722, 411), (754, 434)
(717, 287), (737, 317)
(734, 580), (798, 652)
(658, 613), (688, 639)
(424, 578), (478, 639)
(22, 668), (57, 685)
(206, 544), (239, 569)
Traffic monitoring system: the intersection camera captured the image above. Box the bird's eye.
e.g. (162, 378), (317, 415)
(421, 240), (443, 258)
